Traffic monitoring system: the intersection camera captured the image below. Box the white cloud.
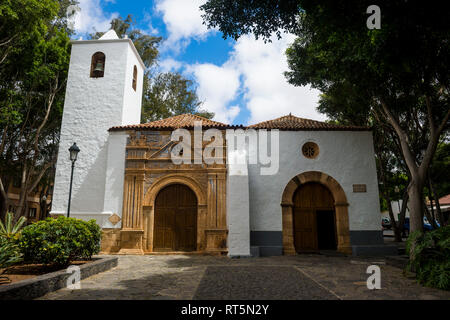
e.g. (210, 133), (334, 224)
(158, 58), (183, 73)
(186, 63), (241, 124)
(155, 0), (213, 52)
(184, 34), (324, 125)
(230, 34), (325, 124)
(71, 0), (119, 34)
(142, 11), (160, 36)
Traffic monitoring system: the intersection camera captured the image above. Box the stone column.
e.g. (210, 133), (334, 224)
(119, 174), (145, 254)
(281, 203), (296, 255)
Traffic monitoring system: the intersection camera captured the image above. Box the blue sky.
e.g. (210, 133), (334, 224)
(71, 0), (325, 125)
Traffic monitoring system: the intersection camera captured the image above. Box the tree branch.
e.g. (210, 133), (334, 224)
(379, 99), (418, 175)
(27, 160), (55, 194)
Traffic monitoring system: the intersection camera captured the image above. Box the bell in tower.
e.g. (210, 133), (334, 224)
(91, 52), (105, 78)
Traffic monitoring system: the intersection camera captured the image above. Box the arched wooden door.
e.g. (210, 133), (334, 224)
(293, 182), (337, 252)
(153, 184), (197, 252)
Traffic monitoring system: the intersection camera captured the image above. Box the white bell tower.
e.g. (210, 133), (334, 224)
(51, 30), (145, 223)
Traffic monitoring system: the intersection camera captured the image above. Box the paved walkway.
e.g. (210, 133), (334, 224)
(39, 254), (450, 300)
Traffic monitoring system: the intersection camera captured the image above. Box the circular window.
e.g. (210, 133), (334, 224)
(302, 142), (319, 159)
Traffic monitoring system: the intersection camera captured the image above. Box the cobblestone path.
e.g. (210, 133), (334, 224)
(39, 254), (450, 300)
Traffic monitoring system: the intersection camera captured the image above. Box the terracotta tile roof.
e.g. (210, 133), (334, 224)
(109, 113), (369, 132)
(438, 194), (450, 205)
(248, 114), (370, 131)
(109, 113), (243, 131)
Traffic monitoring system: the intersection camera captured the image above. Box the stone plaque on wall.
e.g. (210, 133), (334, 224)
(353, 184), (367, 193)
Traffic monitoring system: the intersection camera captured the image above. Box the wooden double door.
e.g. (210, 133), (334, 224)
(153, 184), (197, 252)
(293, 182), (337, 252)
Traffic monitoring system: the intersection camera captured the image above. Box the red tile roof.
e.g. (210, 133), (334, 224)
(248, 114), (369, 131)
(109, 114), (242, 131)
(109, 113), (370, 132)
(438, 194), (450, 205)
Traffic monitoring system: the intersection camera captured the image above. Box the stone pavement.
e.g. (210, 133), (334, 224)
(39, 254), (450, 300)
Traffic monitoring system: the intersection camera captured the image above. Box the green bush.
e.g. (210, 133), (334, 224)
(18, 217), (101, 267)
(406, 226), (450, 290)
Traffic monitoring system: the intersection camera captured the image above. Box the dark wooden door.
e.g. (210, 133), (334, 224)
(294, 208), (317, 251)
(293, 183), (335, 252)
(154, 184), (197, 251)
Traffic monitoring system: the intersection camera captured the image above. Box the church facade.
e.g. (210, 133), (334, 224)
(51, 31), (394, 257)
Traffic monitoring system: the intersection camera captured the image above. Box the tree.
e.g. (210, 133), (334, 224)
(201, 0), (301, 41)
(0, 0), (59, 65)
(201, 1), (450, 246)
(430, 142), (450, 201)
(318, 82), (411, 241)
(428, 141), (450, 225)
(142, 72), (213, 123)
(0, 1), (73, 219)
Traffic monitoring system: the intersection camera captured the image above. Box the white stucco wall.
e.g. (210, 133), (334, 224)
(226, 142), (251, 256)
(51, 38), (143, 228)
(247, 130), (381, 232)
(102, 132), (128, 228)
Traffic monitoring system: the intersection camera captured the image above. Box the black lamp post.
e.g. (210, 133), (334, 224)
(67, 143), (80, 218)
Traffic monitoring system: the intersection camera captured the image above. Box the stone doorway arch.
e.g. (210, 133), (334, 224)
(281, 171), (351, 255)
(142, 174), (207, 253)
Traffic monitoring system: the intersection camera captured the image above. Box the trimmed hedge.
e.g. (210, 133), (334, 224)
(18, 217), (101, 267)
(406, 225), (450, 291)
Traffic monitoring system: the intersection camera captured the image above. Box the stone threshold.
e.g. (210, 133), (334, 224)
(0, 257), (118, 300)
(146, 251), (227, 256)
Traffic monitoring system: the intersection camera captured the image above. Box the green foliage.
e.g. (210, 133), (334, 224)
(0, 236), (23, 269)
(0, 212), (27, 241)
(0, 237), (23, 269)
(430, 142), (450, 198)
(201, 0), (301, 41)
(0, 0), (73, 218)
(406, 226), (450, 290)
(142, 72), (213, 123)
(18, 217), (101, 267)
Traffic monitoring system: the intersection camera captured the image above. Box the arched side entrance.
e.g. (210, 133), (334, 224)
(153, 184), (197, 251)
(281, 171), (351, 255)
(293, 182), (337, 252)
(142, 174), (207, 253)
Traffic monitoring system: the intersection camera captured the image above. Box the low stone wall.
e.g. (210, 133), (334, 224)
(0, 256), (118, 300)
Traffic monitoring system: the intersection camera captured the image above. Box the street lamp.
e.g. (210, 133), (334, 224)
(67, 143), (80, 218)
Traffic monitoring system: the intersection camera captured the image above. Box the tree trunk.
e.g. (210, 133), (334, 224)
(15, 163), (29, 219)
(398, 191), (408, 238)
(408, 179), (424, 234)
(381, 188), (403, 242)
(429, 177), (445, 226)
(0, 178), (8, 221)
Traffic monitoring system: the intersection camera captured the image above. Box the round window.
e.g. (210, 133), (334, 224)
(302, 142), (319, 159)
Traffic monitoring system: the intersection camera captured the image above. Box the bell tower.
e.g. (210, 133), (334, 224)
(51, 30), (145, 220)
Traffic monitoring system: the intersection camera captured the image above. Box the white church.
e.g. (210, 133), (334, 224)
(51, 30), (395, 257)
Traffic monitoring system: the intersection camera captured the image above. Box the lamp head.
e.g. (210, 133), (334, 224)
(69, 143), (80, 162)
